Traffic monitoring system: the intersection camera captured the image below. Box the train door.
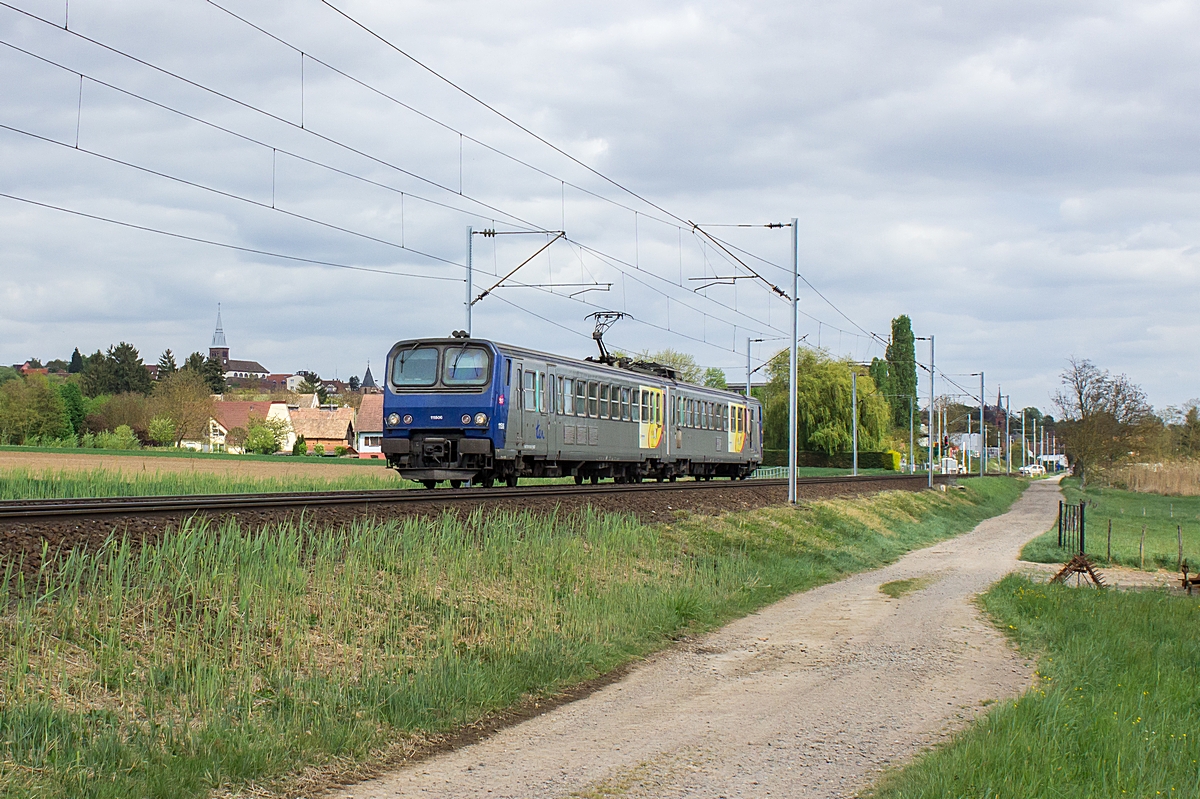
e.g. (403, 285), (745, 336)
(638, 385), (664, 451)
(547, 368), (557, 458)
(728, 403), (747, 454)
(528, 366), (548, 459)
(513, 362), (526, 450)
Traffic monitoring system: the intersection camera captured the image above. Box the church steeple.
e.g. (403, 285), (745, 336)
(209, 303), (230, 367)
(362, 360), (376, 389)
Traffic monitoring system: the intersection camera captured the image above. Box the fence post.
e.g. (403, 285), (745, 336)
(1079, 502), (1085, 555)
(1179, 524), (1184, 571)
(1140, 525), (1146, 570)
(1107, 519), (1112, 563)
(1058, 500), (1064, 547)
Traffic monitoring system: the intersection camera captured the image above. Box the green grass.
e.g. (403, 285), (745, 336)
(879, 576), (935, 599)
(0, 477), (1024, 798)
(1021, 478), (1200, 570)
(871, 575), (1200, 798)
(0, 464), (917, 501)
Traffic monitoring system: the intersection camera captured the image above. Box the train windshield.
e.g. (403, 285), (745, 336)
(392, 347), (439, 386)
(443, 346), (491, 386)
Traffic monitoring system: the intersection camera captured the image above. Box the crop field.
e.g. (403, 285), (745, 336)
(0, 477), (1023, 798)
(870, 575), (1200, 798)
(1021, 478), (1200, 570)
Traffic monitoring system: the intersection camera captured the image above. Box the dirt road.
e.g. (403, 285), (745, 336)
(338, 479), (1062, 799)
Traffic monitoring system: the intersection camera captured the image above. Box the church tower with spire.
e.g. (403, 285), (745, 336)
(209, 304), (229, 368)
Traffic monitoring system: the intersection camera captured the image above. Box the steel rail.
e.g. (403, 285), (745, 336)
(0, 474), (948, 521)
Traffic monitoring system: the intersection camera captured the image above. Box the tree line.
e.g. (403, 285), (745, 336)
(1, 343), (217, 448)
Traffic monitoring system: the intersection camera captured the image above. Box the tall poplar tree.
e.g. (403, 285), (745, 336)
(885, 315), (917, 429)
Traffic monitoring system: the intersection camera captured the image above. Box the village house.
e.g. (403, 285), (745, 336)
(355, 393), (383, 459)
(183, 400), (294, 454)
(290, 406), (356, 454)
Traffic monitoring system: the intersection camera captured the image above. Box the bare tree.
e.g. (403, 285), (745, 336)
(1054, 357), (1156, 486)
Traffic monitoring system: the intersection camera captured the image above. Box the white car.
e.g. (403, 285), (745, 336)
(1019, 464), (1046, 477)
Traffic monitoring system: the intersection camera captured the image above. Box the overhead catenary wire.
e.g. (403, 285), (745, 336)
(2, 1), (869, 362)
(0, 191), (460, 281)
(0, 24), (791, 349)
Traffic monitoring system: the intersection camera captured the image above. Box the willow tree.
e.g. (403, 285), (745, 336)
(760, 348), (891, 454)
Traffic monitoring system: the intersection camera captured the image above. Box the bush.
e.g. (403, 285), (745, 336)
(313, 444), (325, 457)
(79, 425), (141, 451)
(762, 450), (900, 469)
(334, 445), (347, 457)
(292, 435), (307, 456)
(148, 415), (176, 447)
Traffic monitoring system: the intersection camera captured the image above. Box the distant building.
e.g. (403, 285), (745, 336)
(182, 400), (294, 454)
(209, 305), (269, 381)
(290, 407), (355, 454)
(361, 362), (380, 393)
(355, 393), (383, 458)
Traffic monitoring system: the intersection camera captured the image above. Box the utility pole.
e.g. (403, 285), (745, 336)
(1004, 394), (1011, 474)
(788, 219), (799, 504)
(918, 335), (934, 488)
(465, 225), (473, 335)
(1022, 411), (1026, 467)
(979, 372), (985, 478)
(909, 395), (914, 475)
(851, 368), (858, 476)
(746, 337), (753, 399)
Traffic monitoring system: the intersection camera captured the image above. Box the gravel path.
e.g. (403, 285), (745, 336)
(337, 478), (1062, 799)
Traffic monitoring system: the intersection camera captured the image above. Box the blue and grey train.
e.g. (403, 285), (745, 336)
(381, 334), (764, 487)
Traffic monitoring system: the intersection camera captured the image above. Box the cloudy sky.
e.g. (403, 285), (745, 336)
(1, 0), (1197, 412)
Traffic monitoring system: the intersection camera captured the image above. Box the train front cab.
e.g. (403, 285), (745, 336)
(381, 339), (507, 487)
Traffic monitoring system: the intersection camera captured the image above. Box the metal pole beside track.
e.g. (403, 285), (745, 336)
(789, 218), (799, 504)
(928, 335), (935, 488)
(465, 225), (473, 335)
(851, 369), (858, 477)
(979, 371), (985, 478)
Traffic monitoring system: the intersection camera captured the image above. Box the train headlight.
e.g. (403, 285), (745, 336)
(461, 414), (472, 425)
(403, 414), (413, 424)
(387, 413), (401, 426)
(474, 413), (488, 426)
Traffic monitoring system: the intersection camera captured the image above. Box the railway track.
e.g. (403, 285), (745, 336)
(0, 473), (949, 521)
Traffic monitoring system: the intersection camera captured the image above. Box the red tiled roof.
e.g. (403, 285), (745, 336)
(357, 393), (383, 433)
(212, 401), (285, 432)
(290, 407), (355, 441)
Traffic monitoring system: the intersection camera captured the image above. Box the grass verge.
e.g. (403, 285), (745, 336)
(0, 477), (1023, 798)
(870, 574), (1200, 798)
(1021, 477), (1200, 570)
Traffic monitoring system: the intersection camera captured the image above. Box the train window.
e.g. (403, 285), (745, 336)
(523, 370), (536, 412)
(506, 358), (511, 387)
(588, 382), (599, 417)
(640, 390), (649, 422)
(561, 378), (572, 416)
(391, 347), (438, 387)
(599, 384), (609, 418)
(575, 379), (586, 416)
(537, 372), (546, 413)
(443, 346), (491, 386)
(654, 392), (661, 425)
(612, 385), (621, 419)
(705, 402), (712, 430)
(621, 388), (631, 421)
(632, 389), (640, 422)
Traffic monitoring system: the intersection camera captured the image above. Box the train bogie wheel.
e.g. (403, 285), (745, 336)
(506, 475), (518, 488)
(422, 480), (437, 490)
(450, 480), (463, 489)
(574, 473), (584, 485)
(481, 475), (495, 488)
(590, 474), (599, 485)
(669, 475), (676, 482)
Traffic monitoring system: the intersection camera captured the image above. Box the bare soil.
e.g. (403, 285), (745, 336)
(330, 479), (1063, 799)
(0, 450), (392, 480)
